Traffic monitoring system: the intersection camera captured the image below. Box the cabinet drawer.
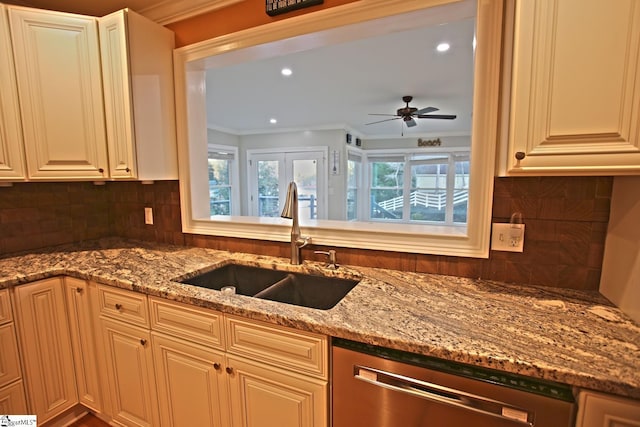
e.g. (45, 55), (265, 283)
(0, 323), (21, 388)
(97, 285), (149, 327)
(0, 289), (11, 325)
(225, 315), (328, 379)
(149, 296), (224, 349)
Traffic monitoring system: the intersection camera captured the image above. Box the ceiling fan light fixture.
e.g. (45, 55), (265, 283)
(366, 96), (456, 128)
(436, 42), (450, 52)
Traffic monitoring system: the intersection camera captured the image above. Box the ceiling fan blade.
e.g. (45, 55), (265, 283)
(405, 118), (417, 127)
(365, 117), (402, 125)
(415, 106), (438, 115)
(368, 113), (400, 117)
(417, 114), (457, 120)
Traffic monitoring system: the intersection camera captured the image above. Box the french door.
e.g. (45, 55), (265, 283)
(247, 149), (326, 220)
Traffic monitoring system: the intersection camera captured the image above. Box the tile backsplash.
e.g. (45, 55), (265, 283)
(0, 176), (612, 290)
(0, 182), (110, 253)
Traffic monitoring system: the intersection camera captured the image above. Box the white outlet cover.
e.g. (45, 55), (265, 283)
(491, 223), (525, 252)
(144, 207), (154, 225)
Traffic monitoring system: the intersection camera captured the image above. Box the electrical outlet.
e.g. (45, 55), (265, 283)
(491, 223), (525, 252)
(144, 207), (154, 225)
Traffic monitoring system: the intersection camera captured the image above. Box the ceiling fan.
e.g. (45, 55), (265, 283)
(366, 95), (457, 128)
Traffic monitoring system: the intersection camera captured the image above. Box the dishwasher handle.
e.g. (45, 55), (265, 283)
(354, 365), (534, 426)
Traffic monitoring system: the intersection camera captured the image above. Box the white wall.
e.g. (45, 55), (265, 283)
(207, 128), (240, 147)
(600, 176), (640, 323)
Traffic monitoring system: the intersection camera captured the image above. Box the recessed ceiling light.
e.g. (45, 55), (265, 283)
(281, 68), (292, 76)
(436, 42), (450, 52)
(270, 118), (277, 124)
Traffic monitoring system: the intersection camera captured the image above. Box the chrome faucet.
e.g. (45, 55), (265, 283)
(281, 181), (310, 264)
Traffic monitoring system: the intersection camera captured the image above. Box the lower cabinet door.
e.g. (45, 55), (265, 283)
(13, 277), (78, 423)
(576, 391), (640, 427)
(100, 317), (159, 427)
(226, 355), (327, 427)
(152, 333), (229, 427)
(0, 381), (28, 414)
(65, 278), (102, 413)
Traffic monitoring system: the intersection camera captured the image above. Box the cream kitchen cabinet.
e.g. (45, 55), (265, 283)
(0, 289), (27, 414)
(97, 285), (160, 427)
(12, 277), (78, 423)
(150, 296), (228, 427)
(576, 390), (640, 426)
(2, 4), (177, 182)
(8, 6), (109, 180)
(0, 382), (28, 415)
(226, 355), (327, 427)
(152, 332), (228, 427)
(225, 315), (328, 427)
(0, 5), (26, 181)
(99, 9), (177, 181)
(503, 0), (640, 175)
(149, 296), (328, 427)
(64, 277), (103, 413)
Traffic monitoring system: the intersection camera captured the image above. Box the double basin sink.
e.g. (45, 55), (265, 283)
(179, 263), (360, 310)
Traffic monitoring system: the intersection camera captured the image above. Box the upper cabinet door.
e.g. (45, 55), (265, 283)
(9, 6), (108, 180)
(0, 5), (26, 180)
(98, 10), (136, 180)
(99, 9), (177, 181)
(504, 0), (640, 175)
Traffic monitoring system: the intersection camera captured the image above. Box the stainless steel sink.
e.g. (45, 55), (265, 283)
(179, 263), (359, 309)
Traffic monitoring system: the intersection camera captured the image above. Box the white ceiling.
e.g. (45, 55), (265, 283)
(204, 3), (476, 139)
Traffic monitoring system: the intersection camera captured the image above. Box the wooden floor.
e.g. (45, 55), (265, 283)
(67, 413), (110, 427)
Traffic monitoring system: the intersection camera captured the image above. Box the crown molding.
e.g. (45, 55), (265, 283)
(138, 0), (245, 25)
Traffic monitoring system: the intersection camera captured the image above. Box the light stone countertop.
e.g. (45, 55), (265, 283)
(1, 238), (638, 400)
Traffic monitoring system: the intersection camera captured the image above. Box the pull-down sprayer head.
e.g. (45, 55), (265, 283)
(281, 181), (298, 221)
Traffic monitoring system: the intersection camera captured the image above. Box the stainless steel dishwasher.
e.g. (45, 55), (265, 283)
(332, 338), (576, 427)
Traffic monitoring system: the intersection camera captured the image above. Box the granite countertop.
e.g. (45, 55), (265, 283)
(1, 238), (638, 400)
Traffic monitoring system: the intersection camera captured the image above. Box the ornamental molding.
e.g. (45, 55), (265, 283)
(138, 0), (245, 25)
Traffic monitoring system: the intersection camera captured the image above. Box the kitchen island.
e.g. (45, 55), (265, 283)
(0, 238), (638, 400)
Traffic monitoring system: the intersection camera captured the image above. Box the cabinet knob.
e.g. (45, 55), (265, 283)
(75, 287), (83, 294)
(125, 167), (130, 172)
(213, 363), (221, 370)
(225, 367), (233, 374)
(140, 339), (147, 346)
(98, 168), (105, 173)
(515, 151), (526, 161)
(115, 303), (122, 310)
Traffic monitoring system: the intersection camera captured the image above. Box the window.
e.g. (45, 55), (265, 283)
(346, 149), (362, 221)
(174, 0), (503, 257)
(369, 155), (405, 220)
(208, 145), (239, 216)
(365, 150), (469, 225)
